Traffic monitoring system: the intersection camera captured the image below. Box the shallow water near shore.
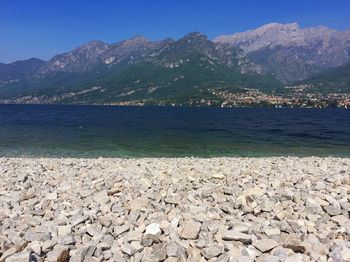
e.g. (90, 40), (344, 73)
(0, 104), (349, 157)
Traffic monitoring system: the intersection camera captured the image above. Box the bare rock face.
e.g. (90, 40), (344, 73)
(0, 157), (349, 261)
(214, 23), (350, 82)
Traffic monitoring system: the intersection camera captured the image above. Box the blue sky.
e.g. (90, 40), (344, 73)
(1, 0), (350, 63)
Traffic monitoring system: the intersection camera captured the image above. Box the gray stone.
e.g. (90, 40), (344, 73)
(164, 257), (178, 262)
(46, 192), (57, 200)
(71, 215), (89, 227)
(46, 246), (67, 262)
(284, 254), (307, 262)
(166, 241), (179, 257)
(42, 240), (56, 253)
(141, 237), (153, 247)
(305, 197), (322, 213)
(201, 244), (222, 259)
(323, 205), (341, 216)
(153, 243), (167, 261)
(5, 251), (31, 262)
(92, 190), (110, 204)
(114, 224), (130, 237)
(126, 230), (142, 242)
(330, 244), (350, 262)
(222, 230), (252, 244)
(260, 255), (280, 262)
(253, 239), (279, 252)
(57, 225), (72, 236)
(180, 219), (201, 239)
(0, 247), (17, 261)
(331, 215), (350, 226)
(264, 228), (280, 236)
(141, 253), (157, 262)
(98, 215), (112, 227)
(164, 195), (181, 205)
(86, 224), (101, 236)
(28, 241), (42, 254)
(187, 247), (203, 262)
(70, 245), (95, 262)
(121, 243), (136, 256)
(128, 197), (149, 210)
(213, 173), (226, 179)
(233, 224), (249, 234)
(58, 235), (76, 245)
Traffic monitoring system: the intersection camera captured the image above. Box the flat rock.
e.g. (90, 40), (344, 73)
(164, 195), (181, 205)
(153, 243), (167, 261)
(114, 224), (130, 237)
(92, 190), (110, 205)
(121, 243), (136, 256)
(260, 255), (280, 262)
(331, 215), (350, 226)
(330, 244), (350, 262)
(222, 230), (252, 244)
(264, 228), (280, 236)
(201, 244), (222, 259)
(57, 225), (72, 236)
(46, 246), (67, 262)
(166, 241), (179, 257)
(213, 173), (226, 179)
(46, 192), (57, 200)
(254, 239), (279, 252)
(323, 205), (341, 216)
(180, 219), (202, 240)
(5, 251), (31, 262)
(127, 197), (149, 210)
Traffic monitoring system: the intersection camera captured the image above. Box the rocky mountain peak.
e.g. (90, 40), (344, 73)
(255, 22), (299, 33)
(213, 22), (304, 52)
(180, 32), (208, 42)
(213, 23), (350, 83)
(74, 40), (110, 56)
(128, 35), (149, 41)
(118, 35), (150, 46)
(213, 22), (342, 52)
(81, 40), (109, 48)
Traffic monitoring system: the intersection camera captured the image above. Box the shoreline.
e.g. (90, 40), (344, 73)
(1, 157), (350, 261)
(0, 102), (349, 109)
(1, 156), (350, 160)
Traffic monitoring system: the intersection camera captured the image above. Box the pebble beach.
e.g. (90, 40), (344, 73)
(0, 157), (350, 262)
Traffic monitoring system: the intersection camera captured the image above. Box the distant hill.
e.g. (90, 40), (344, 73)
(0, 23), (350, 105)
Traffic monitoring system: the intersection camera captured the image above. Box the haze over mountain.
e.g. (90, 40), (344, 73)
(0, 22), (349, 105)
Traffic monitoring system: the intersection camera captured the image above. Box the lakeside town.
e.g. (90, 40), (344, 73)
(111, 87), (350, 108)
(209, 88), (350, 108)
(0, 85), (349, 108)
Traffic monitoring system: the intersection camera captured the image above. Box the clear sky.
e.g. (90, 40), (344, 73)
(1, 0), (350, 63)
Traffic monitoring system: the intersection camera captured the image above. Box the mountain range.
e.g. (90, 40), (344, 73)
(0, 22), (349, 105)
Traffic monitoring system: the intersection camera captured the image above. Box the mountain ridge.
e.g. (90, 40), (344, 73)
(0, 23), (349, 106)
(214, 22), (350, 83)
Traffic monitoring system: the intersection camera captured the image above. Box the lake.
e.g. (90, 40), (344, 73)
(0, 104), (349, 157)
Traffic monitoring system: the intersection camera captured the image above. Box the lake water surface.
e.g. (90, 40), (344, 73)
(0, 105), (349, 157)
